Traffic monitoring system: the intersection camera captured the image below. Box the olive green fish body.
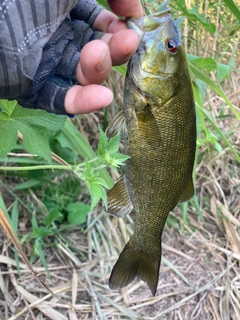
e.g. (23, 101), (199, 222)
(107, 10), (196, 295)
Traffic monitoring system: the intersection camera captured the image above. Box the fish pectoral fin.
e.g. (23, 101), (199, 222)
(109, 240), (160, 296)
(107, 177), (133, 217)
(106, 110), (127, 139)
(179, 177), (195, 203)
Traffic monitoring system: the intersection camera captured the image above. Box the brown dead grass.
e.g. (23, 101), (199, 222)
(0, 86), (239, 319)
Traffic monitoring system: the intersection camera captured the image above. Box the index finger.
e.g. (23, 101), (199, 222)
(107, 0), (144, 18)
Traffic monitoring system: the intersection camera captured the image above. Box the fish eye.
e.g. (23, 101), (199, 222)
(166, 38), (179, 54)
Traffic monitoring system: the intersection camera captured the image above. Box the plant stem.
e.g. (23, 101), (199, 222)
(0, 165), (72, 171)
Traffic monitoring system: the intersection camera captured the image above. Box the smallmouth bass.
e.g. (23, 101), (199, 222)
(106, 9), (196, 296)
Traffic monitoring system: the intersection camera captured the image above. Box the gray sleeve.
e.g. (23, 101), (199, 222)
(0, 0), (102, 102)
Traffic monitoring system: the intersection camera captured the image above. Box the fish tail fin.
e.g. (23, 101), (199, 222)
(109, 240), (161, 296)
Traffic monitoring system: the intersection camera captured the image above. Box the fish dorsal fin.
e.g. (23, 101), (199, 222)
(179, 177), (194, 203)
(107, 177), (133, 217)
(106, 110), (127, 139)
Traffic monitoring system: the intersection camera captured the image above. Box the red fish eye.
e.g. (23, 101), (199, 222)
(166, 39), (179, 54)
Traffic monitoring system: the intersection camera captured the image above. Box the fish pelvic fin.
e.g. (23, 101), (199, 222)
(109, 240), (161, 296)
(107, 177), (133, 217)
(106, 110), (127, 139)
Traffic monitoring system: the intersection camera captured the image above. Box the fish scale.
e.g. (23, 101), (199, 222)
(107, 9), (196, 295)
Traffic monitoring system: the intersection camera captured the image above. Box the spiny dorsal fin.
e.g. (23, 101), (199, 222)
(106, 110), (127, 139)
(107, 177), (133, 217)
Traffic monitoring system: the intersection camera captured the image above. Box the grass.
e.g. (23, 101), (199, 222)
(0, 1), (240, 319)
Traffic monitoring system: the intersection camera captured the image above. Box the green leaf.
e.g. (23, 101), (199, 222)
(0, 100), (17, 116)
(97, 126), (109, 158)
(189, 62), (240, 120)
(22, 126), (52, 163)
(11, 201), (19, 233)
(43, 207), (63, 225)
(222, 0), (240, 22)
(62, 120), (113, 188)
(0, 104), (66, 162)
(193, 81), (239, 162)
(189, 56), (217, 73)
(198, 106), (240, 162)
(88, 183), (107, 210)
(67, 202), (91, 225)
(107, 135), (121, 155)
(113, 65), (127, 76)
(217, 63), (231, 83)
(97, 126), (121, 159)
(104, 152), (130, 171)
(97, 0), (110, 10)
(82, 161), (109, 209)
(174, 0), (216, 34)
(34, 240), (50, 277)
(12, 179), (42, 190)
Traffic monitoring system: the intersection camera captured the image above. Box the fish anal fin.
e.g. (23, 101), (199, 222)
(179, 177), (194, 203)
(109, 240), (160, 296)
(107, 177), (133, 217)
(106, 110), (127, 139)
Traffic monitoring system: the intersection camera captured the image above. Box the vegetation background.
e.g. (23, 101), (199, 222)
(0, 0), (239, 319)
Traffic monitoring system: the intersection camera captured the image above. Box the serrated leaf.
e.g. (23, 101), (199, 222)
(97, 126), (109, 158)
(21, 125), (52, 163)
(81, 162), (108, 209)
(97, 126), (122, 166)
(105, 152), (130, 171)
(107, 134), (121, 155)
(0, 104), (66, 161)
(88, 183), (107, 210)
(67, 202), (91, 225)
(0, 99), (17, 116)
(62, 120), (113, 188)
(0, 119), (18, 156)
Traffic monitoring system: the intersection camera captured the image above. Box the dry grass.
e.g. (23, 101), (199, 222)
(0, 73), (239, 319)
(0, 189), (239, 320)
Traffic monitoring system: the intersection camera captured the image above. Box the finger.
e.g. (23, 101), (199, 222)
(107, 0), (144, 18)
(65, 84), (113, 114)
(102, 29), (140, 66)
(93, 9), (117, 31)
(76, 40), (112, 85)
(93, 10), (127, 34)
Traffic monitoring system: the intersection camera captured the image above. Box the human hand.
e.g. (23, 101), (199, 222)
(65, 0), (144, 115)
(17, 0), (143, 115)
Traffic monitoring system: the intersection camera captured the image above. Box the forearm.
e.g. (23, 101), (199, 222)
(0, 0), (79, 100)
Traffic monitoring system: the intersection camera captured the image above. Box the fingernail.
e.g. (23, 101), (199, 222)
(96, 47), (111, 73)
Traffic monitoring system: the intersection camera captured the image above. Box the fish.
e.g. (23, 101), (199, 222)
(106, 9), (196, 296)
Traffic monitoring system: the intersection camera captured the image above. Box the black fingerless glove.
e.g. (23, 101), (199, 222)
(17, 0), (103, 114)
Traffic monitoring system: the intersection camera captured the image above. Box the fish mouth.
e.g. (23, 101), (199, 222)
(127, 8), (172, 35)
